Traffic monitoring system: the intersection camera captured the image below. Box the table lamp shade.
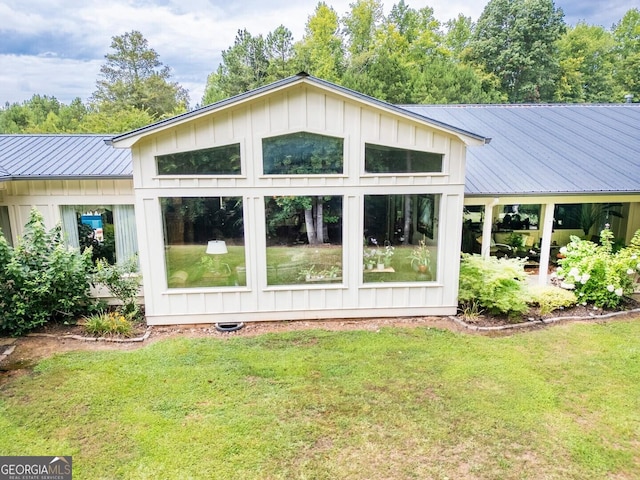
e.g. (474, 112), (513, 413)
(206, 240), (228, 255)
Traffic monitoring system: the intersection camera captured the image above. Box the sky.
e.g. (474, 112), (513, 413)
(0, 0), (633, 107)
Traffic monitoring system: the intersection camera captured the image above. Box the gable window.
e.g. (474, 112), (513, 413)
(156, 143), (241, 175)
(262, 132), (344, 175)
(161, 197), (246, 288)
(365, 144), (443, 174)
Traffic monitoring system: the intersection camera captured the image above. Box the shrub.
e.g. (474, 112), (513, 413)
(458, 254), (529, 318)
(0, 208), (94, 336)
(82, 310), (134, 337)
(92, 256), (142, 319)
(527, 284), (578, 315)
(556, 229), (640, 309)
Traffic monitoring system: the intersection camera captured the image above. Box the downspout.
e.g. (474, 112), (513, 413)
(481, 198), (500, 259)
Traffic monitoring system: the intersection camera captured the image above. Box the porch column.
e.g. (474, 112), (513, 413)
(538, 202), (555, 285)
(481, 198), (499, 258)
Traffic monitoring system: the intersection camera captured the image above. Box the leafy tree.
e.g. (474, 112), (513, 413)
(266, 25), (297, 81)
(91, 30), (189, 119)
(342, 0), (384, 59)
(555, 23), (616, 102)
(612, 8), (640, 101)
(79, 106), (154, 134)
(467, 0), (566, 103)
(203, 29), (270, 104)
(444, 14), (474, 60)
(0, 95), (87, 133)
(342, 23), (416, 103)
(294, 2), (346, 82)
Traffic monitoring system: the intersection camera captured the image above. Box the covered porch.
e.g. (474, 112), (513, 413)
(463, 194), (640, 285)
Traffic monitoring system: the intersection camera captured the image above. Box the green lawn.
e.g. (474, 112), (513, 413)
(1, 320), (640, 479)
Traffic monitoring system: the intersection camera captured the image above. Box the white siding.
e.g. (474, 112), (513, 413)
(130, 83), (469, 325)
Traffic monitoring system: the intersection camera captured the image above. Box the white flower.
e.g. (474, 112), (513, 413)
(628, 269), (635, 275)
(569, 267), (580, 279)
(560, 246), (568, 254)
(615, 288), (623, 296)
(580, 274), (590, 284)
(560, 282), (575, 290)
(607, 285), (615, 292)
(632, 254), (638, 260)
(579, 292), (584, 297)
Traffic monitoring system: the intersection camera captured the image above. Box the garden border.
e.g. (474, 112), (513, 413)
(450, 307), (640, 332)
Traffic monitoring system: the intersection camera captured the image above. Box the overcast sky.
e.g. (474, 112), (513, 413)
(0, 0), (632, 106)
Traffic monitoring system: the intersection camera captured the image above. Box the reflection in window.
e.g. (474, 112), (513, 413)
(554, 204), (583, 230)
(156, 143), (241, 175)
(363, 194), (440, 283)
(161, 197), (246, 288)
(60, 205), (138, 265)
(264, 196), (342, 285)
(262, 132), (343, 175)
(496, 204), (540, 231)
(365, 144), (443, 173)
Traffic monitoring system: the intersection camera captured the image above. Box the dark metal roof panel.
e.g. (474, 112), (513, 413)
(0, 134), (132, 179)
(401, 104), (640, 195)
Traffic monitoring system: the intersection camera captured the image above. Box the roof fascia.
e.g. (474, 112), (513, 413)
(110, 74), (489, 149)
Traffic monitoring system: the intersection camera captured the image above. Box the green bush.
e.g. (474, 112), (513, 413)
(458, 254), (529, 318)
(92, 256), (142, 319)
(527, 284), (578, 315)
(556, 229), (640, 308)
(0, 208), (94, 336)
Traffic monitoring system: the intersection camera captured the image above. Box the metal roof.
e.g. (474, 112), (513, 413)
(2, 103), (639, 198)
(402, 103), (640, 196)
(0, 134), (132, 180)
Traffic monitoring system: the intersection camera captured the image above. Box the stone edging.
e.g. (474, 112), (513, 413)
(26, 327), (153, 343)
(450, 307), (640, 332)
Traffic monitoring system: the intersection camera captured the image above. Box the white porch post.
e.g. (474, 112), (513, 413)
(481, 198), (499, 259)
(538, 202), (555, 285)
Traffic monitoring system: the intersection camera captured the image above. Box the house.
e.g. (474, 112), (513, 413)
(404, 103), (640, 284)
(1, 74), (639, 324)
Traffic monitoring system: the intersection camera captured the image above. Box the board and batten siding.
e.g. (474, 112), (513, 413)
(0, 179), (134, 244)
(130, 84), (470, 324)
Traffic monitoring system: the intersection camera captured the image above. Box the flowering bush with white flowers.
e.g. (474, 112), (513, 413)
(556, 229), (640, 308)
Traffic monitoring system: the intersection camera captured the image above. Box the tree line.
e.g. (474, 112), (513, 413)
(1, 0), (639, 134)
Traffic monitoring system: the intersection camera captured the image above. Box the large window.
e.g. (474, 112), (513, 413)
(161, 197), (246, 288)
(363, 194), (439, 283)
(262, 132), (343, 175)
(365, 144), (443, 174)
(60, 205), (137, 265)
(264, 196), (343, 285)
(156, 143), (241, 175)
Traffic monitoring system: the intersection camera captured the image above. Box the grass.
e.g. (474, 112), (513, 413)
(2, 320), (640, 479)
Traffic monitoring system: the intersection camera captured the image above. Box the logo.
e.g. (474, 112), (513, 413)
(0, 456), (72, 480)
